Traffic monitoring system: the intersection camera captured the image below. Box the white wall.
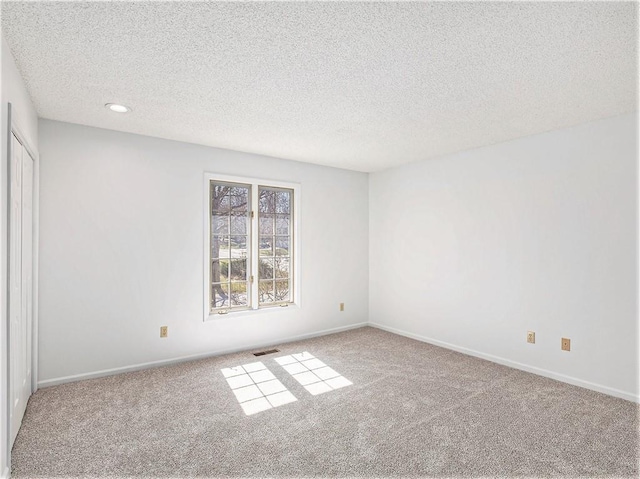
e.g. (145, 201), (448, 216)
(1, 33), (38, 477)
(370, 113), (638, 401)
(37, 120), (369, 384)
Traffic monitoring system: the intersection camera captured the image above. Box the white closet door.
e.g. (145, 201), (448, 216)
(21, 148), (34, 406)
(9, 132), (33, 447)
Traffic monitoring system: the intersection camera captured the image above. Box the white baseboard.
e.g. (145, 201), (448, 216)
(38, 322), (368, 388)
(1, 466), (8, 479)
(369, 322), (639, 404)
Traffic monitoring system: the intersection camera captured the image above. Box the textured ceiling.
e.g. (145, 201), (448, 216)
(2, 2), (638, 172)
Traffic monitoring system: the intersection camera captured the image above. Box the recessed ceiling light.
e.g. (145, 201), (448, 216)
(105, 103), (131, 113)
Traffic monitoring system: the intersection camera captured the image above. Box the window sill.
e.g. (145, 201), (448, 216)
(204, 303), (299, 321)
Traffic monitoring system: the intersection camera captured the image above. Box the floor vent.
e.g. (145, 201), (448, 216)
(253, 348), (280, 357)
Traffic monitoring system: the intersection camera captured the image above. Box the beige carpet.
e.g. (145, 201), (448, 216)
(11, 327), (639, 478)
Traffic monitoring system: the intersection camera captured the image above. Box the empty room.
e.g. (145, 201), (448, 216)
(0, 1), (638, 478)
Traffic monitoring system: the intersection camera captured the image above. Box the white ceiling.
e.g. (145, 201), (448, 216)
(2, 2), (637, 172)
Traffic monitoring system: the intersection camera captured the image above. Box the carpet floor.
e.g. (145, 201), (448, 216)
(11, 327), (639, 478)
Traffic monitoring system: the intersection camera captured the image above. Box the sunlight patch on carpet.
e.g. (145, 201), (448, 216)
(275, 352), (352, 395)
(221, 361), (297, 415)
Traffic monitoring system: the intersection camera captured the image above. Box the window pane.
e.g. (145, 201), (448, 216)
(212, 185), (230, 212)
(274, 257), (289, 279)
(259, 189), (276, 214)
(275, 280), (290, 302)
(230, 235), (247, 258)
(259, 239), (273, 256)
(259, 258), (274, 280)
(218, 259), (229, 283)
(259, 215), (274, 235)
(212, 283), (229, 308)
(216, 237), (230, 259)
(211, 259), (227, 284)
(211, 235), (225, 259)
(230, 282), (248, 307)
(212, 236), (230, 258)
(230, 258), (246, 280)
(275, 215), (290, 235)
(275, 237), (289, 256)
(259, 280), (275, 303)
(276, 191), (290, 214)
(230, 213), (248, 235)
(229, 190), (248, 211)
(211, 214), (229, 235)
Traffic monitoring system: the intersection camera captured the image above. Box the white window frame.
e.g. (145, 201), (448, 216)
(203, 173), (300, 320)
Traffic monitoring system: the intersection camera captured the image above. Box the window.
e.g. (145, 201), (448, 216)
(257, 187), (293, 305)
(210, 182), (251, 310)
(204, 174), (298, 318)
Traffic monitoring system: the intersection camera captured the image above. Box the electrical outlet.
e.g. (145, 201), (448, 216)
(561, 337), (570, 351)
(527, 331), (535, 344)
(160, 326), (168, 338)
(340, 303), (344, 312)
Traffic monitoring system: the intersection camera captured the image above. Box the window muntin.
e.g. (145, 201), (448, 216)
(258, 187), (293, 306)
(207, 178), (296, 316)
(210, 181), (251, 312)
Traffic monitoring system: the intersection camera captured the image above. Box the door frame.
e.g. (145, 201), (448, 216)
(5, 102), (39, 458)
